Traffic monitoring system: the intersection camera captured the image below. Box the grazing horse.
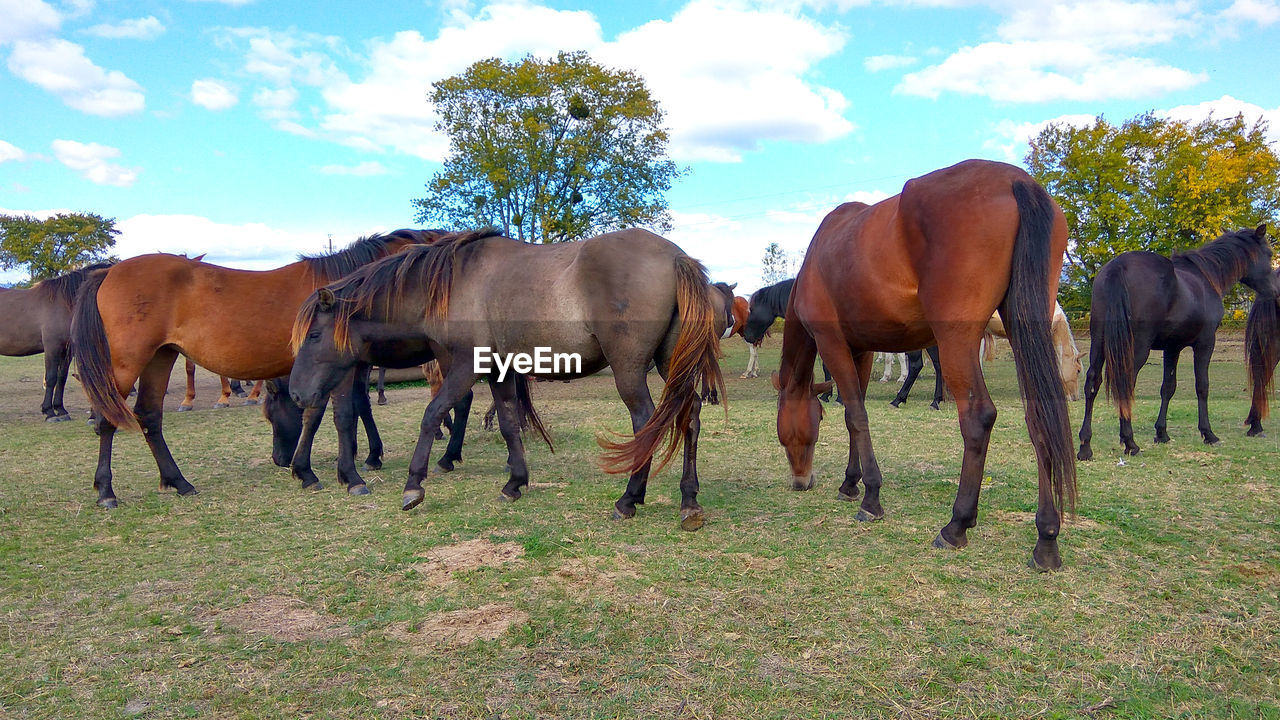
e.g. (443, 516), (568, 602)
(70, 230), (435, 507)
(289, 228), (725, 530)
(742, 278), (837, 400)
(982, 301), (1083, 400)
(1245, 269), (1280, 437)
(1077, 225), (1277, 460)
(0, 263), (112, 421)
(773, 160), (1076, 571)
(731, 296), (763, 378)
(888, 346), (945, 410)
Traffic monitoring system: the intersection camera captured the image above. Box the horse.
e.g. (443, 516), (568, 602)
(1077, 224), (1277, 460)
(983, 300), (1083, 400)
(876, 352), (907, 383)
(289, 228), (725, 531)
(0, 263), (113, 421)
(1245, 269), (1280, 437)
(887, 346), (945, 410)
(174, 361), (264, 412)
(700, 281), (739, 405)
(742, 278), (837, 401)
(732, 296), (763, 379)
(70, 229), (436, 507)
(772, 159), (1076, 571)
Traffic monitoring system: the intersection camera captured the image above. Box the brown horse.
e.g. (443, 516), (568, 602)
(772, 159), (1077, 571)
(70, 230), (434, 507)
(0, 263), (114, 421)
(289, 228), (725, 530)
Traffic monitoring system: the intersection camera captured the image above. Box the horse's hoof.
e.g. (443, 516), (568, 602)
(432, 462), (454, 475)
(1028, 553), (1062, 573)
(855, 508), (884, 523)
(362, 461), (382, 471)
(498, 489), (521, 502)
(243, 399), (260, 407)
(1077, 447), (1093, 462)
(348, 484), (370, 496)
(212, 402), (229, 409)
(790, 474), (815, 491)
(46, 414), (72, 423)
(1250, 431), (1267, 439)
(377, 398), (388, 406)
(97, 497), (118, 509)
(836, 489), (859, 502)
(931, 533), (962, 550)
(176, 405), (193, 412)
(611, 506), (635, 521)
(1204, 437), (1221, 446)
(303, 480), (324, 492)
(178, 487), (198, 497)
(1124, 447), (1141, 456)
(402, 489), (425, 511)
(680, 508), (705, 532)
(889, 399), (903, 408)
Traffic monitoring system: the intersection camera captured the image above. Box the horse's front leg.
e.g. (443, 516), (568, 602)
(351, 364), (383, 471)
(403, 361), (479, 511)
(434, 390), (473, 472)
(1192, 339), (1219, 445)
(932, 339), (996, 552)
(290, 404), (328, 490)
(889, 350), (924, 408)
(43, 346), (71, 421)
(1077, 341), (1105, 461)
(330, 369), (371, 494)
(488, 378), (531, 502)
(1154, 349), (1181, 444)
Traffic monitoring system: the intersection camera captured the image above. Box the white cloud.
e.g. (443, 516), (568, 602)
(0, 0), (61, 44)
(1222, 0), (1280, 26)
(997, 1), (1198, 49)
(83, 16), (165, 40)
(318, 161), (388, 176)
(7, 38), (145, 116)
(0, 140), (28, 163)
(985, 113), (1098, 160)
(51, 139), (139, 187)
(191, 78), (238, 110)
(864, 54), (918, 72)
(898, 40), (1205, 102)
(1159, 95), (1280, 145)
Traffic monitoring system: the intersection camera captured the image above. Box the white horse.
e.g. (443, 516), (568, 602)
(982, 300), (1083, 400)
(875, 352), (907, 383)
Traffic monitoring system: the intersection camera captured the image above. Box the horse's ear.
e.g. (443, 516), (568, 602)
(812, 381), (834, 397)
(770, 371), (782, 392)
(728, 282), (738, 291)
(1256, 223), (1268, 240)
(317, 287), (336, 311)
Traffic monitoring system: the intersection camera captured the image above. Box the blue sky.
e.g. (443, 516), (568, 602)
(2, 0), (1278, 290)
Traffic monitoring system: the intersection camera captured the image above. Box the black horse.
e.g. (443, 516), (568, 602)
(741, 278), (837, 400)
(1077, 225), (1278, 460)
(888, 346), (945, 410)
(1244, 269), (1280, 437)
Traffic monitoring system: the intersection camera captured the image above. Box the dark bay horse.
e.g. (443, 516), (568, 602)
(1076, 225), (1276, 460)
(289, 228), (725, 530)
(0, 263), (112, 420)
(773, 160), (1076, 571)
(742, 278), (836, 400)
(70, 230), (434, 507)
(1245, 269), (1280, 436)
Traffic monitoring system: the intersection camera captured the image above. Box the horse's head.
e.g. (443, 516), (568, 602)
(1242, 224), (1276, 298)
(741, 290), (777, 344)
(290, 287), (360, 408)
(771, 370), (833, 490)
(261, 376), (302, 467)
(709, 282), (737, 340)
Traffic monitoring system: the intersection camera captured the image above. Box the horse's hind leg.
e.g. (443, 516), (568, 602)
(435, 392), (473, 472)
(927, 345), (945, 410)
(933, 337), (996, 551)
(489, 378), (531, 501)
(609, 366), (656, 521)
(136, 348), (197, 496)
(889, 351), (923, 408)
(244, 380), (263, 406)
(43, 345), (72, 421)
(214, 375), (232, 408)
(92, 414), (120, 507)
(177, 358), (196, 411)
(1077, 337), (1105, 460)
(1118, 343), (1152, 456)
(376, 367), (388, 405)
(676, 390), (705, 531)
(1192, 338), (1219, 445)
(1154, 349), (1181, 444)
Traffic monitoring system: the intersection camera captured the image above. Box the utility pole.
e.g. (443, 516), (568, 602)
(327, 233), (333, 253)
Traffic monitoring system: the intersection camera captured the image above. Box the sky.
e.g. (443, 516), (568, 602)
(1, 0), (1278, 291)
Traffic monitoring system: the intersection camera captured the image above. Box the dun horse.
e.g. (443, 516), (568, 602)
(0, 263), (112, 421)
(772, 160), (1076, 571)
(1077, 225), (1277, 459)
(70, 230), (433, 507)
(290, 228), (725, 530)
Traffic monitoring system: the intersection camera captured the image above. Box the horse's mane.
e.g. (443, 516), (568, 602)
(1173, 228), (1269, 295)
(751, 278), (795, 319)
(292, 228), (501, 354)
(35, 262), (115, 306)
(299, 228), (446, 283)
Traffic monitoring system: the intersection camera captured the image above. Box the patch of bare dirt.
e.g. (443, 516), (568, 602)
(386, 603), (527, 649)
(989, 509), (1102, 530)
(410, 538), (524, 585)
(212, 594), (345, 642)
(531, 557), (641, 600)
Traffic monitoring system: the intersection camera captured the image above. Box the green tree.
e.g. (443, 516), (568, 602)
(761, 242), (789, 285)
(413, 51), (682, 243)
(1026, 112), (1280, 314)
(0, 212), (120, 282)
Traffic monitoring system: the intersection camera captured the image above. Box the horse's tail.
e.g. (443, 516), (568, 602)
(981, 330), (998, 362)
(70, 269), (138, 430)
(1002, 180), (1076, 515)
(600, 255), (725, 476)
(1245, 295), (1280, 422)
(1098, 268), (1136, 421)
(514, 373), (554, 451)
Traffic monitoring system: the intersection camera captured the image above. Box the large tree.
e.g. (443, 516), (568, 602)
(413, 51), (682, 243)
(0, 212), (119, 282)
(1026, 112), (1280, 314)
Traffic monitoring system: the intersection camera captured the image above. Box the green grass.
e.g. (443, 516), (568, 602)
(1, 333), (1278, 719)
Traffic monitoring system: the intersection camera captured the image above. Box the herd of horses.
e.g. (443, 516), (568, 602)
(3, 159), (1276, 572)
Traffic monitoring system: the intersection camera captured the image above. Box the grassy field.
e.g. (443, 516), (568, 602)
(1, 332), (1278, 719)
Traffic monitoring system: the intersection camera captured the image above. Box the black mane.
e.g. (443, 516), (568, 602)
(300, 229), (446, 283)
(37, 262), (115, 305)
(750, 278), (795, 320)
(1173, 227), (1269, 294)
